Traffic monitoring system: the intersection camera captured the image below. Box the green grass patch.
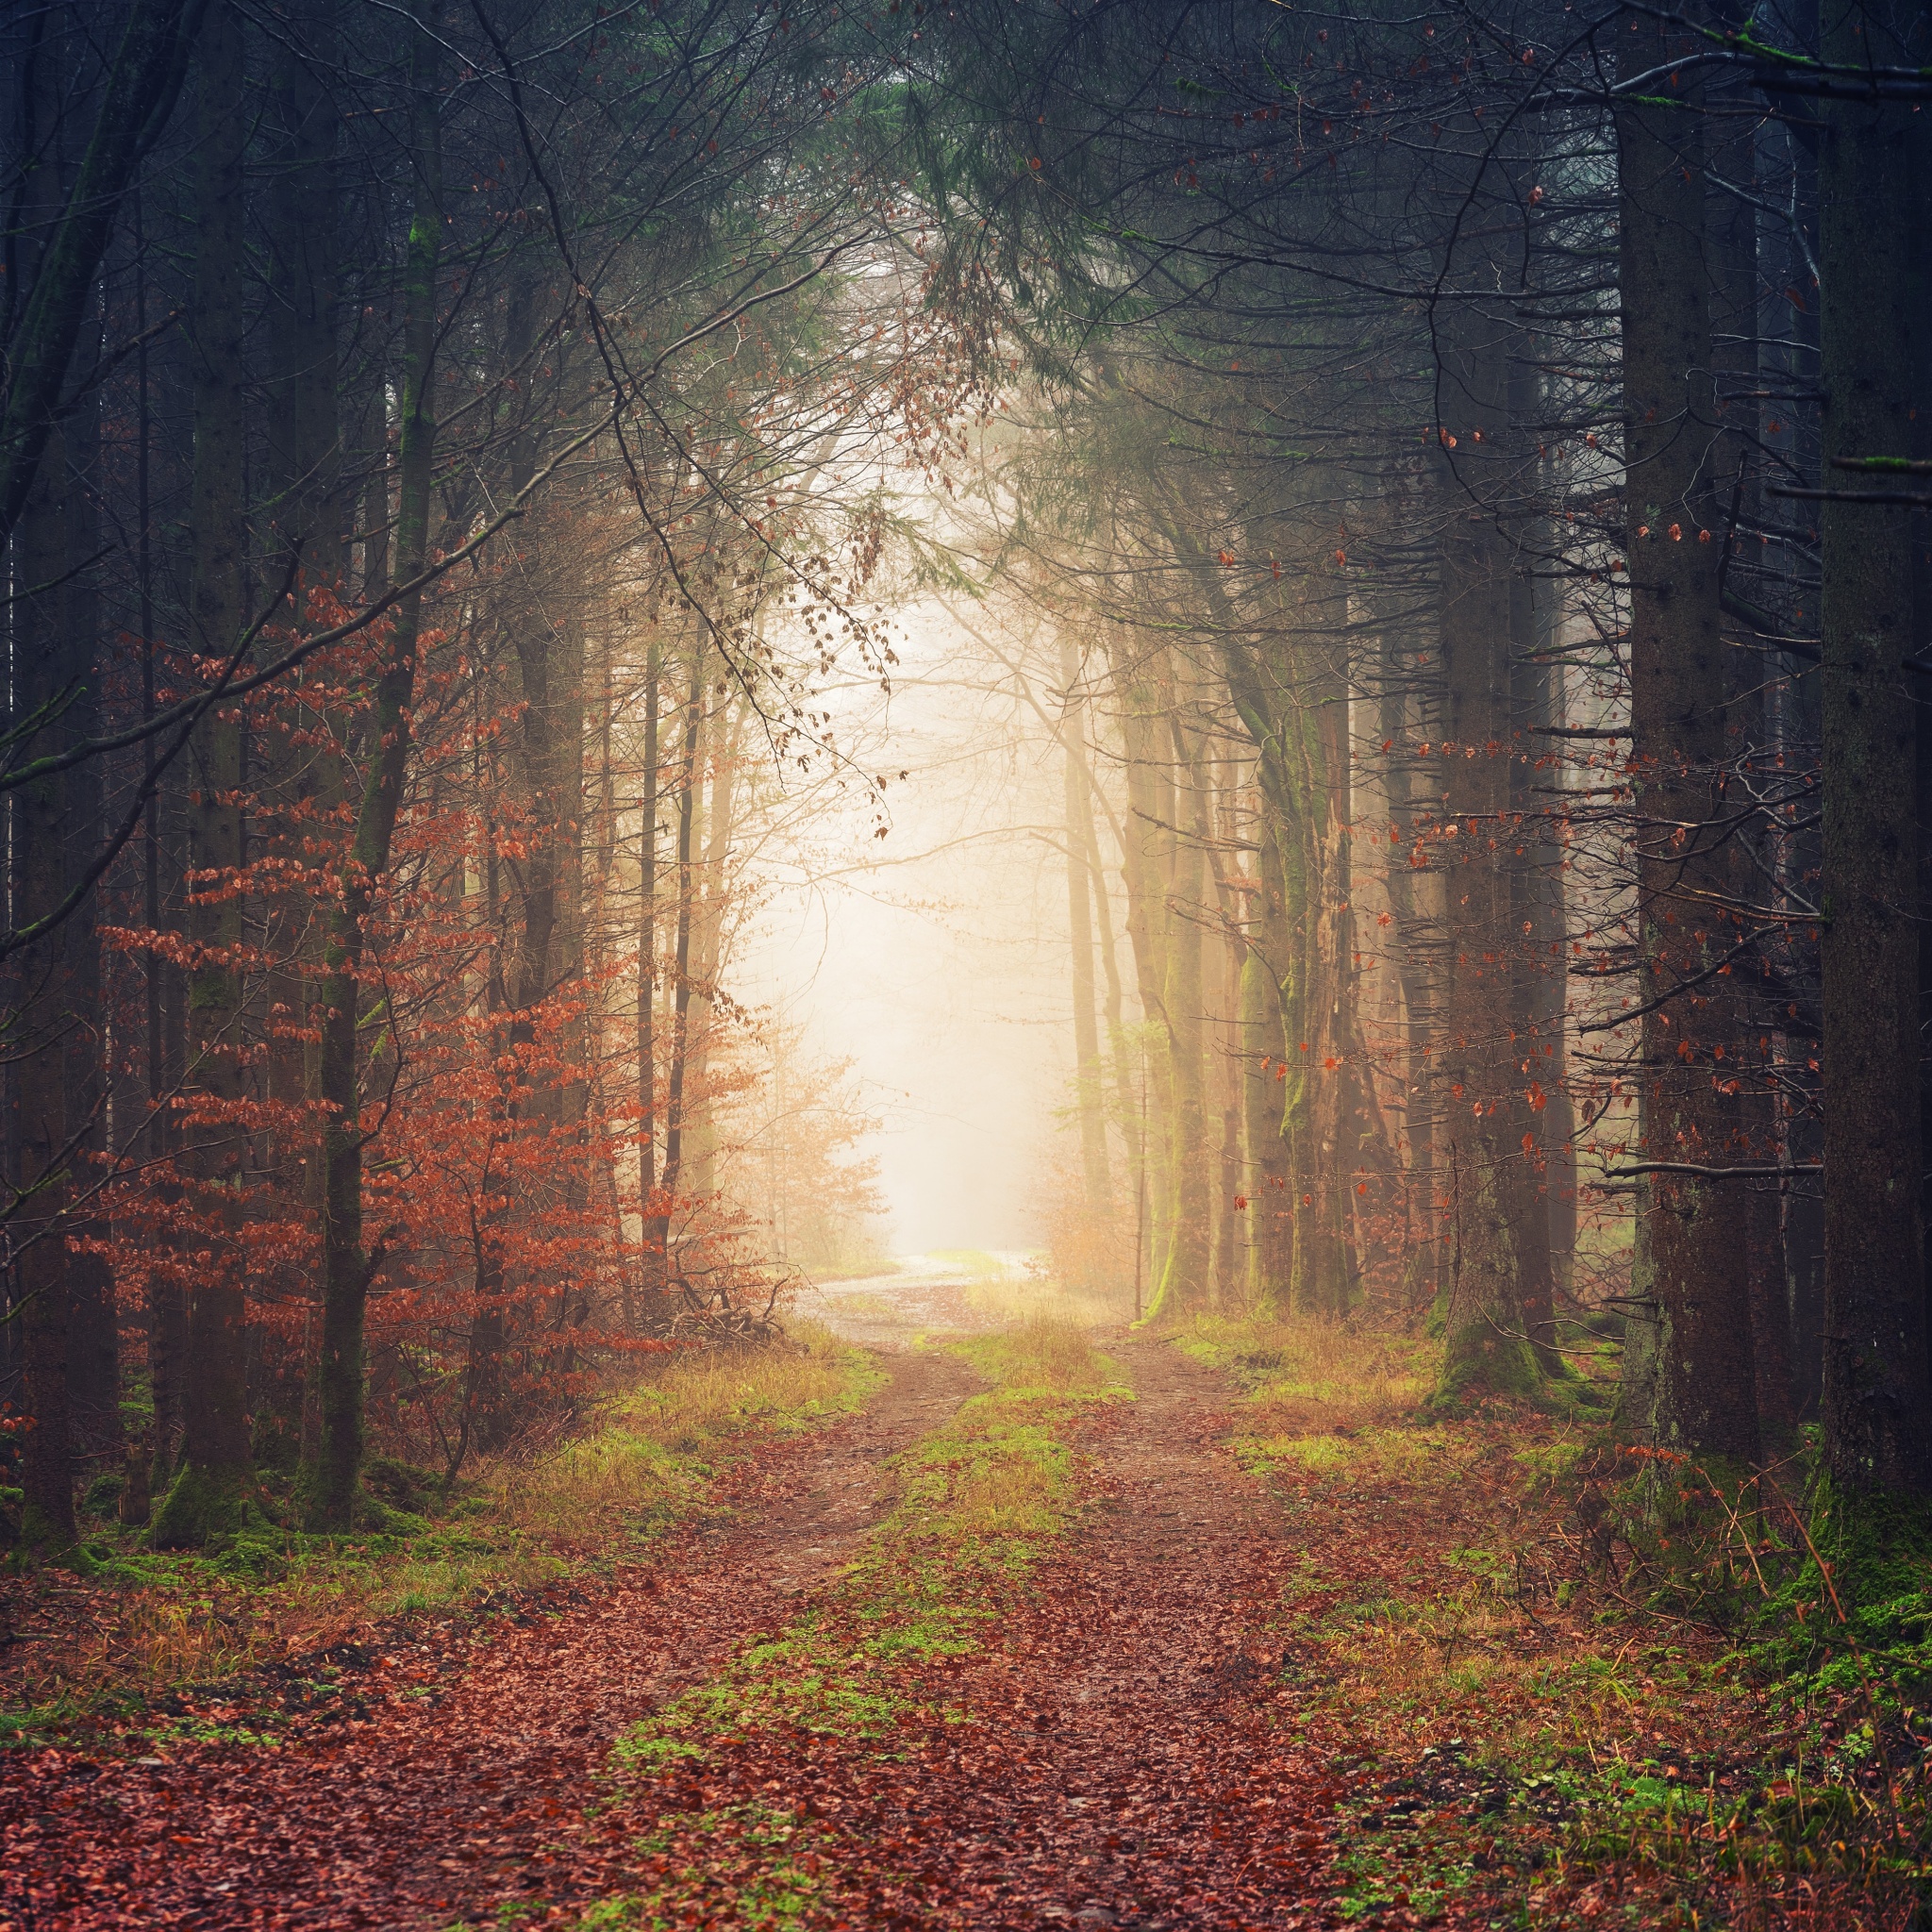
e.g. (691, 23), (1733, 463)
(572, 1802), (853, 1929)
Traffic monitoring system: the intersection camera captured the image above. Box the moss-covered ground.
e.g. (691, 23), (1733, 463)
(1177, 1310), (1932, 1928)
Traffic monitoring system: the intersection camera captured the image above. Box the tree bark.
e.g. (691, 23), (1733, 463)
(1114, 673), (1174, 1294)
(152, 0), (253, 1545)
(1147, 706), (1210, 1322)
(12, 418), (79, 1550)
(309, 10), (441, 1525)
(61, 317), (116, 1462)
(1059, 636), (1110, 1217)
(1614, 52), (1760, 1461)
(1817, 0), (1929, 1493)
(637, 635), (663, 1312)
(1431, 291), (1539, 1405)
(0, 0), (204, 547)
(654, 642), (706, 1299)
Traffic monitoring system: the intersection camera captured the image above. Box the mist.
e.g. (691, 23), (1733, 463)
(742, 601), (1081, 1256)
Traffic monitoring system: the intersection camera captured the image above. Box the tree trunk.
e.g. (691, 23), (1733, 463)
(1059, 637), (1109, 1218)
(13, 419), (79, 1550)
(655, 643), (706, 1299)
(62, 304), (117, 1465)
(1115, 677), (1174, 1293)
(1241, 836), (1291, 1312)
(1614, 53), (1760, 1461)
(1507, 531), (1559, 1374)
(1817, 0), (1929, 1493)
(309, 12), (441, 1526)
(637, 635), (663, 1313)
(152, 0), (254, 1546)
(683, 696), (741, 1218)
(263, 0), (342, 1457)
(1147, 708), (1210, 1323)
(1431, 293), (1539, 1406)
(1375, 563), (1445, 1313)
(1075, 707), (1138, 1201)
(134, 224), (186, 1499)
(0, 0), (205, 546)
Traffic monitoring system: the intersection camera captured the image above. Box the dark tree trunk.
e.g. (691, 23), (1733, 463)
(152, 0), (256, 1546)
(1431, 291), (1538, 1405)
(310, 14), (441, 1526)
(61, 328), (116, 1464)
(1616, 58), (1759, 1461)
(1817, 0), (1930, 1493)
(13, 420), (79, 1550)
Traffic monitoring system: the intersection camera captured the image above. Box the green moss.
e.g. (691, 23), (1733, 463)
(1429, 1315), (1541, 1412)
(81, 1470), (125, 1515)
(15, 1501), (90, 1567)
(583, 1803), (853, 1930)
(148, 1463), (275, 1552)
(1749, 1477), (1932, 1704)
(613, 1618), (936, 1766)
(251, 1412), (302, 1474)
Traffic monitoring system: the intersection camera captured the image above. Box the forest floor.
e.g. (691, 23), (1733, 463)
(0, 1275), (1924, 1930)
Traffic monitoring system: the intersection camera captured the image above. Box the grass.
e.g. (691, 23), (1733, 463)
(799, 1253), (903, 1285)
(1174, 1309), (1435, 1426)
(935, 1248), (1130, 1332)
(0, 1324), (878, 1737)
(548, 1802), (849, 1932)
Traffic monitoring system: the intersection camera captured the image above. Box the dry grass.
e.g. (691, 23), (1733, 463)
(952, 1252), (1130, 1332)
(1173, 1310), (1661, 1755)
(0, 1324), (874, 1728)
(1176, 1311), (1434, 1436)
(953, 1315), (1129, 1401)
(501, 1322), (867, 1543)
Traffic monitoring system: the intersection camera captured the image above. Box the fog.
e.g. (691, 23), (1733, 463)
(739, 601), (1080, 1255)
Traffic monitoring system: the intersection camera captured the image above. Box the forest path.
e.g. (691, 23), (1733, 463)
(910, 1333), (1343, 1927)
(0, 1347), (982, 1929)
(560, 1332), (1348, 1931)
(750, 1331), (1344, 1930)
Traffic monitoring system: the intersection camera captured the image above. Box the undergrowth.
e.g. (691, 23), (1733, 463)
(0, 1325), (876, 1739)
(941, 1248), (1128, 1332)
(1180, 1309), (1932, 1927)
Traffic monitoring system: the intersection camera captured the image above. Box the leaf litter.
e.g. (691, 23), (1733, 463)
(3, 1328), (1917, 1930)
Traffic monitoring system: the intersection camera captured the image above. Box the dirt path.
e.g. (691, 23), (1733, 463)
(0, 1350), (980, 1929)
(569, 1333), (1347, 1931)
(1, 1333), (1353, 1930)
(753, 1337), (1344, 1932)
(923, 1335), (1342, 1927)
